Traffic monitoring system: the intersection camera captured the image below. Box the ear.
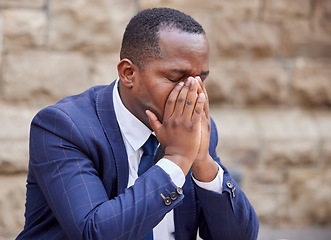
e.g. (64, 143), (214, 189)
(117, 59), (138, 89)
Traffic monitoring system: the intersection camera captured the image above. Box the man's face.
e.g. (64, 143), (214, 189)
(130, 29), (210, 128)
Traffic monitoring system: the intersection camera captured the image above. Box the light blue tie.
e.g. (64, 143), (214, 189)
(138, 135), (158, 240)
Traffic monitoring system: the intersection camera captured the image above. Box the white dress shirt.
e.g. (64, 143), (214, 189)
(113, 79), (223, 240)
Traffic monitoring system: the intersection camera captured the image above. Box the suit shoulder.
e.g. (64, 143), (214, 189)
(34, 85), (107, 121)
(56, 85), (107, 112)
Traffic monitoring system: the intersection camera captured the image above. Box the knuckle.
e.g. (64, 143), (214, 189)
(163, 119), (169, 127)
(194, 108), (202, 115)
(171, 119), (178, 128)
(177, 96), (185, 103)
(185, 122), (194, 131)
(189, 87), (196, 92)
(186, 100), (193, 106)
(167, 97), (175, 105)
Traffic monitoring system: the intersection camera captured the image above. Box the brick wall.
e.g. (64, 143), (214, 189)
(0, 0), (330, 238)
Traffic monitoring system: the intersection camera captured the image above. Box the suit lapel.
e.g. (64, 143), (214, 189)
(96, 81), (129, 195)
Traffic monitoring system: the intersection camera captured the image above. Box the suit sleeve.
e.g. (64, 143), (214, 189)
(196, 118), (259, 240)
(28, 106), (184, 240)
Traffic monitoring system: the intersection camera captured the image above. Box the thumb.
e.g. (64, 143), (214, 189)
(145, 110), (162, 134)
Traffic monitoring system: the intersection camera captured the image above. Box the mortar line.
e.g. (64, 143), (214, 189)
(45, 0), (51, 49)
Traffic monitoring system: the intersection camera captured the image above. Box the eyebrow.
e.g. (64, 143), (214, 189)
(170, 69), (210, 76)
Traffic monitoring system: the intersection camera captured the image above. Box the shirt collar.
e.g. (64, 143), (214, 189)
(113, 79), (152, 151)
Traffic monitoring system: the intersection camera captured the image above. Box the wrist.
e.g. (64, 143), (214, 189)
(163, 154), (192, 176)
(191, 155), (218, 182)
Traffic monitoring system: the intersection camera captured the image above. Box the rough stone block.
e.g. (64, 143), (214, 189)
(245, 168), (287, 186)
(206, 60), (289, 106)
(0, 0), (44, 9)
(210, 108), (260, 169)
(204, 62), (231, 104)
(288, 169), (331, 225)
(323, 141), (331, 167)
(2, 51), (90, 103)
(139, 1), (260, 55)
(264, 0), (311, 20)
(0, 13), (3, 66)
(245, 184), (288, 226)
(139, 0), (260, 20)
(0, 140), (28, 173)
(244, 168), (289, 225)
(212, 20), (281, 59)
(312, 0), (331, 33)
(281, 21), (331, 58)
(0, 105), (36, 173)
(314, 111), (331, 167)
(3, 9), (46, 49)
(291, 59), (331, 107)
(49, 0), (136, 53)
(257, 109), (319, 167)
(0, 105), (36, 140)
(0, 175), (26, 238)
(90, 54), (119, 86)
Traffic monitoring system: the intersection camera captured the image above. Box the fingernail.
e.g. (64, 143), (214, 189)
(178, 82), (184, 87)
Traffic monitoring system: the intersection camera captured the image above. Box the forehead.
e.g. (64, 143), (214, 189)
(158, 29), (209, 57)
(155, 29), (209, 69)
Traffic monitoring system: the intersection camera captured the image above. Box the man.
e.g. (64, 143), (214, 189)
(17, 8), (259, 240)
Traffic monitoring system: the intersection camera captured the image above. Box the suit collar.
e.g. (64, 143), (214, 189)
(96, 81), (129, 195)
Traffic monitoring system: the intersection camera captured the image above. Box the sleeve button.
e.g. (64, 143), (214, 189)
(170, 192), (178, 201)
(176, 187), (183, 195)
(226, 181), (234, 189)
(164, 197), (172, 206)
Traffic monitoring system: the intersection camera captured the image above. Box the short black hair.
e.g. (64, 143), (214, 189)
(120, 8), (205, 68)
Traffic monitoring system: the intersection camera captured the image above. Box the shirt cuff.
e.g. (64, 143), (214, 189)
(156, 158), (185, 188)
(191, 163), (223, 193)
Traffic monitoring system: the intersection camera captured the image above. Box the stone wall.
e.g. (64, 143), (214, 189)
(0, 0), (330, 238)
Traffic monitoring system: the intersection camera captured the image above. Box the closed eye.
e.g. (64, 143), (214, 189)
(167, 76), (185, 83)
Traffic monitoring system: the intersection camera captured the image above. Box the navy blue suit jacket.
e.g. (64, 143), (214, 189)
(17, 81), (259, 239)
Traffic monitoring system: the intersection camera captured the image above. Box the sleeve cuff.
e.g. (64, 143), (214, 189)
(192, 163), (223, 193)
(156, 158), (185, 187)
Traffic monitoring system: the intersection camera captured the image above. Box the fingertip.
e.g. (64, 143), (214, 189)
(145, 109), (156, 121)
(199, 93), (206, 101)
(187, 76), (195, 82)
(146, 109), (162, 133)
(145, 109), (151, 117)
(191, 78), (200, 89)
